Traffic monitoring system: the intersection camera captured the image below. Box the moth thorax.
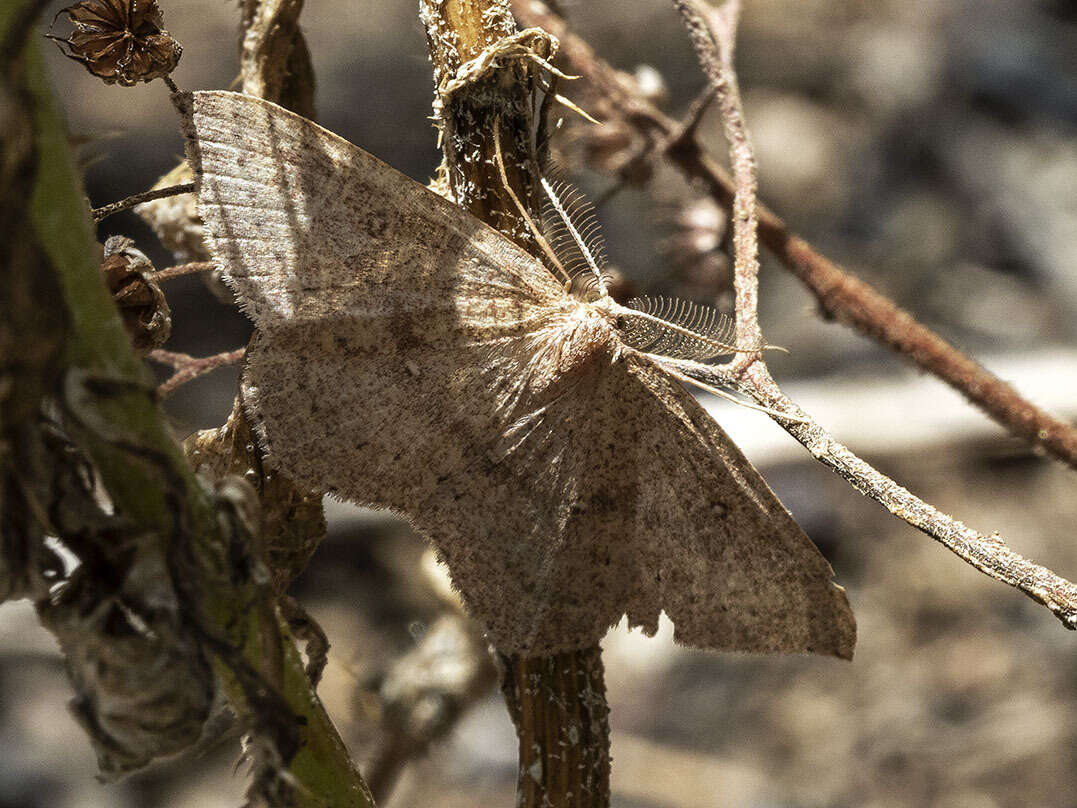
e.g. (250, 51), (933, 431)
(542, 302), (618, 379)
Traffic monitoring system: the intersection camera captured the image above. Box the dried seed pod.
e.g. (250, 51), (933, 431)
(48, 0), (182, 87)
(100, 235), (171, 353)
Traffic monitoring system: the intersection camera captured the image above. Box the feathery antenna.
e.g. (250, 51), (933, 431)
(617, 295), (745, 359)
(540, 177), (609, 297)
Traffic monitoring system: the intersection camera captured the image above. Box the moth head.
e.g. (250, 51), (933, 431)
(566, 269), (615, 304)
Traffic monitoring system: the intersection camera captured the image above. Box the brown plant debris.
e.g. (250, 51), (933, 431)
(149, 346), (245, 398)
(100, 235), (171, 353)
(48, 0), (181, 86)
(183, 90), (856, 658)
(39, 550), (215, 779)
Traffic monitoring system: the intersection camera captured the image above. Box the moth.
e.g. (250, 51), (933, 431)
(182, 90), (855, 658)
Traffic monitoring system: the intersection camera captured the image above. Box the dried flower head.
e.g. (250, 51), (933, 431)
(100, 235), (171, 352)
(48, 0), (181, 87)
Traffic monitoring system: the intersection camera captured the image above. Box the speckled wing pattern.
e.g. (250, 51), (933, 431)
(184, 90), (855, 657)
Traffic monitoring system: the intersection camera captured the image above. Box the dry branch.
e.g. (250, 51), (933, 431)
(155, 260), (216, 282)
(513, 0), (1077, 472)
(663, 0), (1077, 630)
(148, 347), (245, 397)
(91, 181), (195, 222)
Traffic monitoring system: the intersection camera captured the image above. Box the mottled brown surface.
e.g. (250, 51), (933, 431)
(184, 90), (854, 657)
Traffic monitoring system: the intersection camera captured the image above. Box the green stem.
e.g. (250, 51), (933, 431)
(13, 14), (372, 806)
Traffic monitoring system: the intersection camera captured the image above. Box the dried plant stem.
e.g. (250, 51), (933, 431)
(91, 182), (195, 222)
(420, 1), (612, 805)
(514, 0), (1077, 471)
(149, 347), (245, 397)
(668, 355), (1077, 627)
(665, 0), (1077, 630)
(240, 0), (315, 119)
(155, 261), (216, 282)
(750, 220), (1077, 466)
(498, 648), (611, 807)
(672, 0), (760, 364)
(363, 614), (498, 803)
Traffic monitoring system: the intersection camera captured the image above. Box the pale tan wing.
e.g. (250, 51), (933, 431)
(185, 90), (854, 656)
(391, 346), (855, 657)
(183, 90), (565, 328)
(185, 91), (632, 653)
(184, 87), (569, 508)
(617, 355), (856, 658)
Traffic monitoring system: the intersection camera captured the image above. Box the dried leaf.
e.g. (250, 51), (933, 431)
(39, 547), (214, 779)
(183, 91), (856, 658)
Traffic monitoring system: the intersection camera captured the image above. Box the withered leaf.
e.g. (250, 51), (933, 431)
(48, 0), (181, 87)
(183, 91), (856, 658)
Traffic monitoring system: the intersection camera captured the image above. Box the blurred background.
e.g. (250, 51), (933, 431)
(7, 0), (1077, 805)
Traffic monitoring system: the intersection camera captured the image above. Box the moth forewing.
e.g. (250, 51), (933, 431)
(185, 90), (855, 658)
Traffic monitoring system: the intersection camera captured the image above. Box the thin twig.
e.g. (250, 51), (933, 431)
(664, 0), (1077, 630)
(91, 183), (195, 223)
(672, 0), (760, 370)
(512, 0), (1077, 471)
(149, 348), (245, 398)
(665, 356), (1077, 629)
(155, 261), (217, 282)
